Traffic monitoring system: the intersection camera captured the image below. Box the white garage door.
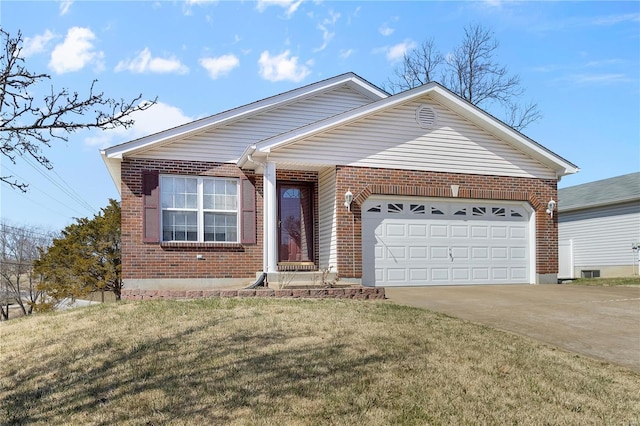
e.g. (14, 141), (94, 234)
(362, 198), (533, 286)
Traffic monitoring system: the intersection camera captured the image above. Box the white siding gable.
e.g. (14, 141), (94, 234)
(269, 95), (556, 179)
(130, 86), (375, 163)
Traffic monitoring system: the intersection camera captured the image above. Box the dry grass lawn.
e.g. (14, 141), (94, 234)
(1, 298), (639, 425)
(570, 277), (640, 286)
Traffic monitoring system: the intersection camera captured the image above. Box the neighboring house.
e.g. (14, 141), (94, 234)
(558, 172), (640, 279)
(101, 72), (578, 297)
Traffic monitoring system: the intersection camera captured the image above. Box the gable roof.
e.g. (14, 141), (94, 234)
(558, 172), (640, 212)
(238, 81), (578, 178)
(101, 72), (388, 190)
(102, 73), (579, 192)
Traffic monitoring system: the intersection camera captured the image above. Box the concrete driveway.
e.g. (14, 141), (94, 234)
(385, 284), (640, 372)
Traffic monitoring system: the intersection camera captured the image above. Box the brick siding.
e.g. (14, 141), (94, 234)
(334, 166), (558, 278)
(121, 158), (263, 280)
(121, 159), (557, 284)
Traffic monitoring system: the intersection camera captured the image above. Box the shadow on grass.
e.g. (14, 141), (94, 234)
(2, 302), (387, 425)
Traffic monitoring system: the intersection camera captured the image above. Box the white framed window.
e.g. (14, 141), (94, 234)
(160, 175), (239, 242)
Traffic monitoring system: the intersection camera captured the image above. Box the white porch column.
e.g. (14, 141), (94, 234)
(263, 161), (278, 273)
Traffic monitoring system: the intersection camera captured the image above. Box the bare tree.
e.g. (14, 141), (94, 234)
(386, 38), (444, 93)
(386, 24), (541, 131)
(0, 29), (156, 191)
(0, 223), (53, 320)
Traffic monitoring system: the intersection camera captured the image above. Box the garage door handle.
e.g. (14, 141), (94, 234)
(449, 248), (453, 262)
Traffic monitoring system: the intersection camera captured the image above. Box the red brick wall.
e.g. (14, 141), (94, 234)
(121, 159), (557, 283)
(334, 166), (558, 278)
(121, 158), (263, 280)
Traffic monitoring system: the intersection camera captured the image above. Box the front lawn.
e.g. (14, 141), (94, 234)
(569, 277), (640, 286)
(1, 298), (638, 425)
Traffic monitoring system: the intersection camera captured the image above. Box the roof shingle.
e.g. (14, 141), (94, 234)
(558, 172), (640, 211)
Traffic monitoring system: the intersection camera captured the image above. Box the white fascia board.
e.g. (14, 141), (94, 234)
(102, 73), (387, 160)
(345, 78), (389, 100)
(255, 83), (439, 154)
(101, 150), (122, 195)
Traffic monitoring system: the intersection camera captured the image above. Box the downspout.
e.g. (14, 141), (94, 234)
(244, 147), (269, 288)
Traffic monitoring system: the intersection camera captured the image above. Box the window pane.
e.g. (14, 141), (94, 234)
(203, 194), (214, 210)
(227, 194), (237, 210)
(214, 180), (225, 195)
(226, 180), (237, 196)
(161, 177), (175, 208)
(203, 179), (214, 196)
(163, 211), (197, 241)
(186, 194), (197, 209)
(204, 213), (237, 242)
(186, 178), (197, 193)
(175, 178), (185, 194)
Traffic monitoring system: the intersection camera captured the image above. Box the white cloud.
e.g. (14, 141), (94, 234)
(533, 13), (640, 33)
(592, 13), (640, 26)
(385, 39), (417, 62)
(314, 10), (340, 52)
(378, 23), (394, 36)
(258, 50), (311, 82)
(185, 0), (217, 5)
(182, 0), (217, 15)
(256, 0), (303, 18)
(569, 73), (632, 85)
(114, 48), (189, 74)
(199, 54), (240, 79)
(49, 27), (104, 74)
(22, 30), (56, 57)
(531, 64), (559, 73)
(59, 0), (73, 15)
(85, 101), (193, 148)
(340, 48), (354, 59)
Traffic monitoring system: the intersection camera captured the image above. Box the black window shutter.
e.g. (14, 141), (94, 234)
(241, 177), (256, 244)
(142, 170), (160, 243)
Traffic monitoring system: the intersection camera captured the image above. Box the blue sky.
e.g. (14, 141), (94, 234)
(1, 0), (638, 231)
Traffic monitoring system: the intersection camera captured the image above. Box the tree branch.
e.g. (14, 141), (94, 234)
(0, 29), (156, 191)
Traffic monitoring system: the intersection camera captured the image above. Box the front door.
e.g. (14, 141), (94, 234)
(278, 184), (314, 264)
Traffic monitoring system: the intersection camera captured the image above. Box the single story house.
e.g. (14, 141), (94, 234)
(101, 72), (578, 297)
(558, 172), (640, 279)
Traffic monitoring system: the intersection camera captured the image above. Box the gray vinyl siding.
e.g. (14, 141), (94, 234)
(130, 86), (374, 162)
(318, 167), (337, 270)
(558, 201), (640, 267)
(270, 96), (555, 179)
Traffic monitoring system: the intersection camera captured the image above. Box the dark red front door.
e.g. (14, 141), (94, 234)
(278, 184), (313, 263)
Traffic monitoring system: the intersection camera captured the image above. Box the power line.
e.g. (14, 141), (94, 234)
(20, 155), (97, 214)
(0, 223), (57, 239)
(1, 164), (89, 218)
